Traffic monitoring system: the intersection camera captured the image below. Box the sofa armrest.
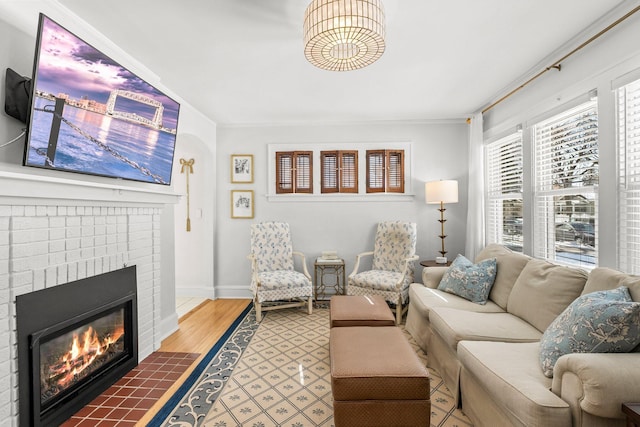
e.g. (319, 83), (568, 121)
(551, 352), (640, 419)
(421, 266), (448, 288)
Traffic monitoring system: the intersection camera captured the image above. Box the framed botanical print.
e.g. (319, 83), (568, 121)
(231, 190), (254, 219)
(231, 154), (253, 183)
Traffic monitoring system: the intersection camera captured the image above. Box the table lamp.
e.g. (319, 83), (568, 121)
(425, 180), (459, 263)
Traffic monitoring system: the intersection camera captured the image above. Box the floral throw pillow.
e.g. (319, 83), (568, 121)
(437, 254), (497, 305)
(539, 286), (640, 378)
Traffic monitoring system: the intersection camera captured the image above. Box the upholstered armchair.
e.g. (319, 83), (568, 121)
(347, 221), (418, 324)
(248, 221), (313, 322)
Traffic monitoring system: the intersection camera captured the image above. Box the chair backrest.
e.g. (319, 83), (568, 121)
(372, 221), (417, 272)
(250, 222), (295, 273)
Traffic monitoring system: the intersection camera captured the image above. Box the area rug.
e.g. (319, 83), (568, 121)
(150, 306), (472, 427)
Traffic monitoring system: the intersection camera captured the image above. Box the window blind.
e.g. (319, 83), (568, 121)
(533, 100), (598, 267)
(486, 133), (523, 251)
(618, 78), (640, 273)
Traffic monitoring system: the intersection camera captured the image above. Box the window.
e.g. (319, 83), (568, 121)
(486, 133), (523, 252)
(532, 100), (598, 268)
(275, 151), (313, 194)
(321, 151), (358, 193)
(617, 77), (640, 274)
(366, 149), (404, 193)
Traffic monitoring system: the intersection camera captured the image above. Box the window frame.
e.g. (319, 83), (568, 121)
(531, 99), (599, 268)
(485, 132), (524, 252)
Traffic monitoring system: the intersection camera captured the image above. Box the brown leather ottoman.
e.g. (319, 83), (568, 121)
(330, 295), (396, 327)
(330, 326), (430, 427)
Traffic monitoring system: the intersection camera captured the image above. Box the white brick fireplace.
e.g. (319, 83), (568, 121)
(0, 169), (179, 425)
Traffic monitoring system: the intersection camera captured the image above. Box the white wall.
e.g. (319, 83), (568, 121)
(483, 8), (640, 269)
(215, 121), (469, 298)
(0, 2), (217, 339)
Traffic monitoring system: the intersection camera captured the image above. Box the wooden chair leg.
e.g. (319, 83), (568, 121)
(255, 301), (262, 322)
(307, 296), (313, 315)
(395, 296), (403, 325)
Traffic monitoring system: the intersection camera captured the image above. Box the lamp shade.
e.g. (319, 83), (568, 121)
(303, 0), (386, 71)
(425, 180), (458, 204)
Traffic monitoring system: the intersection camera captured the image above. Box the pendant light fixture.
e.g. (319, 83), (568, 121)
(303, 0), (386, 71)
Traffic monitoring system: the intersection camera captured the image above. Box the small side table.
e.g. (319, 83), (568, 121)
(420, 260), (452, 268)
(314, 258), (346, 302)
(622, 403), (640, 427)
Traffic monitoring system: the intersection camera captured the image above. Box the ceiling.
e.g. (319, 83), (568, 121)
(26, 1), (639, 125)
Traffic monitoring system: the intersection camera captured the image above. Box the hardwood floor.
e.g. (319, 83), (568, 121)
(137, 298), (252, 425)
(160, 298), (251, 353)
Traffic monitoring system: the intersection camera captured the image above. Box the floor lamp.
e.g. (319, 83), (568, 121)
(425, 180), (459, 263)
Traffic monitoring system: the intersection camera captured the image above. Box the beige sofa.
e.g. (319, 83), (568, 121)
(405, 244), (640, 427)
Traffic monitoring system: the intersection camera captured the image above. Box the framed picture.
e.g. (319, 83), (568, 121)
(231, 154), (254, 183)
(231, 190), (254, 219)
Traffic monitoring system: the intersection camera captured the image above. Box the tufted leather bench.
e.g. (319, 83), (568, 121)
(329, 295), (396, 327)
(330, 326), (430, 426)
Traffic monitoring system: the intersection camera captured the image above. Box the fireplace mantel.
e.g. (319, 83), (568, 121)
(0, 167), (181, 205)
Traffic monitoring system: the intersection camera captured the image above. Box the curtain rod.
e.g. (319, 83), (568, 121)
(480, 4), (640, 116)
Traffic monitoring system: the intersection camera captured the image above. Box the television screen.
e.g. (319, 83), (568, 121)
(24, 14), (180, 185)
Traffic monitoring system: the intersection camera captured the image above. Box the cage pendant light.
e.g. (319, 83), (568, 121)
(304, 0), (386, 71)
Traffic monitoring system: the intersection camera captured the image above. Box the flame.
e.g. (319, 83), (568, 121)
(47, 325), (125, 389)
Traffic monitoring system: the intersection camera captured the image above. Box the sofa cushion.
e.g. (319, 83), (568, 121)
(458, 341), (571, 426)
(539, 286), (640, 377)
(582, 267), (640, 301)
(408, 284), (504, 318)
(430, 308), (542, 351)
(507, 259), (588, 333)
(475, 243), (531, 310)
(437, 255), (497, 304)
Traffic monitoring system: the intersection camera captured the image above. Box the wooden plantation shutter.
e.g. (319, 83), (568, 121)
(276, 151), (313, 194)
(295, 151), (313, 193)
(321, 151), (339, 193)
(322, 150), (358, 193)
(387, 150), (404, 193)
(276, 152), (294, 194)
(340, 151), (358, 193)
(366, 150), (385, 193)
(366, 149), (404, 193)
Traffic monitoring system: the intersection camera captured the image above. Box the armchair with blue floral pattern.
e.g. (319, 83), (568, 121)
(347, 221), (418, 324)
(248, 221), (313, 321)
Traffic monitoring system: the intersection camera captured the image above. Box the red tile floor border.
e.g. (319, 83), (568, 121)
(61, 351), (200, 427)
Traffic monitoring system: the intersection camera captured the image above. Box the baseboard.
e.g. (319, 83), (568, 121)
(175, 286), (216, 299)
(214, 286), (252, 299)
(160, 312), (179, 341)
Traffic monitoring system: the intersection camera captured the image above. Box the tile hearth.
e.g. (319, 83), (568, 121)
(62, 351), (199, 427)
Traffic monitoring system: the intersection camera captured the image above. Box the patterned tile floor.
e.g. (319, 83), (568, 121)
(62, 352), (199, 427)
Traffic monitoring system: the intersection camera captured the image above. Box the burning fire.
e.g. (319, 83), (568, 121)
(47, 325), (124, 389)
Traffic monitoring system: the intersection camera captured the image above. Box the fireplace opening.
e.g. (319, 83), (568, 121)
(17, 266), (138, 427)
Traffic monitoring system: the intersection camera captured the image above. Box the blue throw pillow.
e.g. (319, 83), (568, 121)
(539, 286), (640, 378)
(437, 254), (497, 305)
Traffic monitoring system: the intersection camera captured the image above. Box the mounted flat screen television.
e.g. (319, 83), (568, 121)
(23, 14), (180, 185)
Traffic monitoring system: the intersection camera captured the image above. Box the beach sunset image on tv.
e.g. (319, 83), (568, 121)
(24, 14), (180, 185)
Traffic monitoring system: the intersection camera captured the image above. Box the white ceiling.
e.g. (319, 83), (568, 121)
(38, 1), (634, 125)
